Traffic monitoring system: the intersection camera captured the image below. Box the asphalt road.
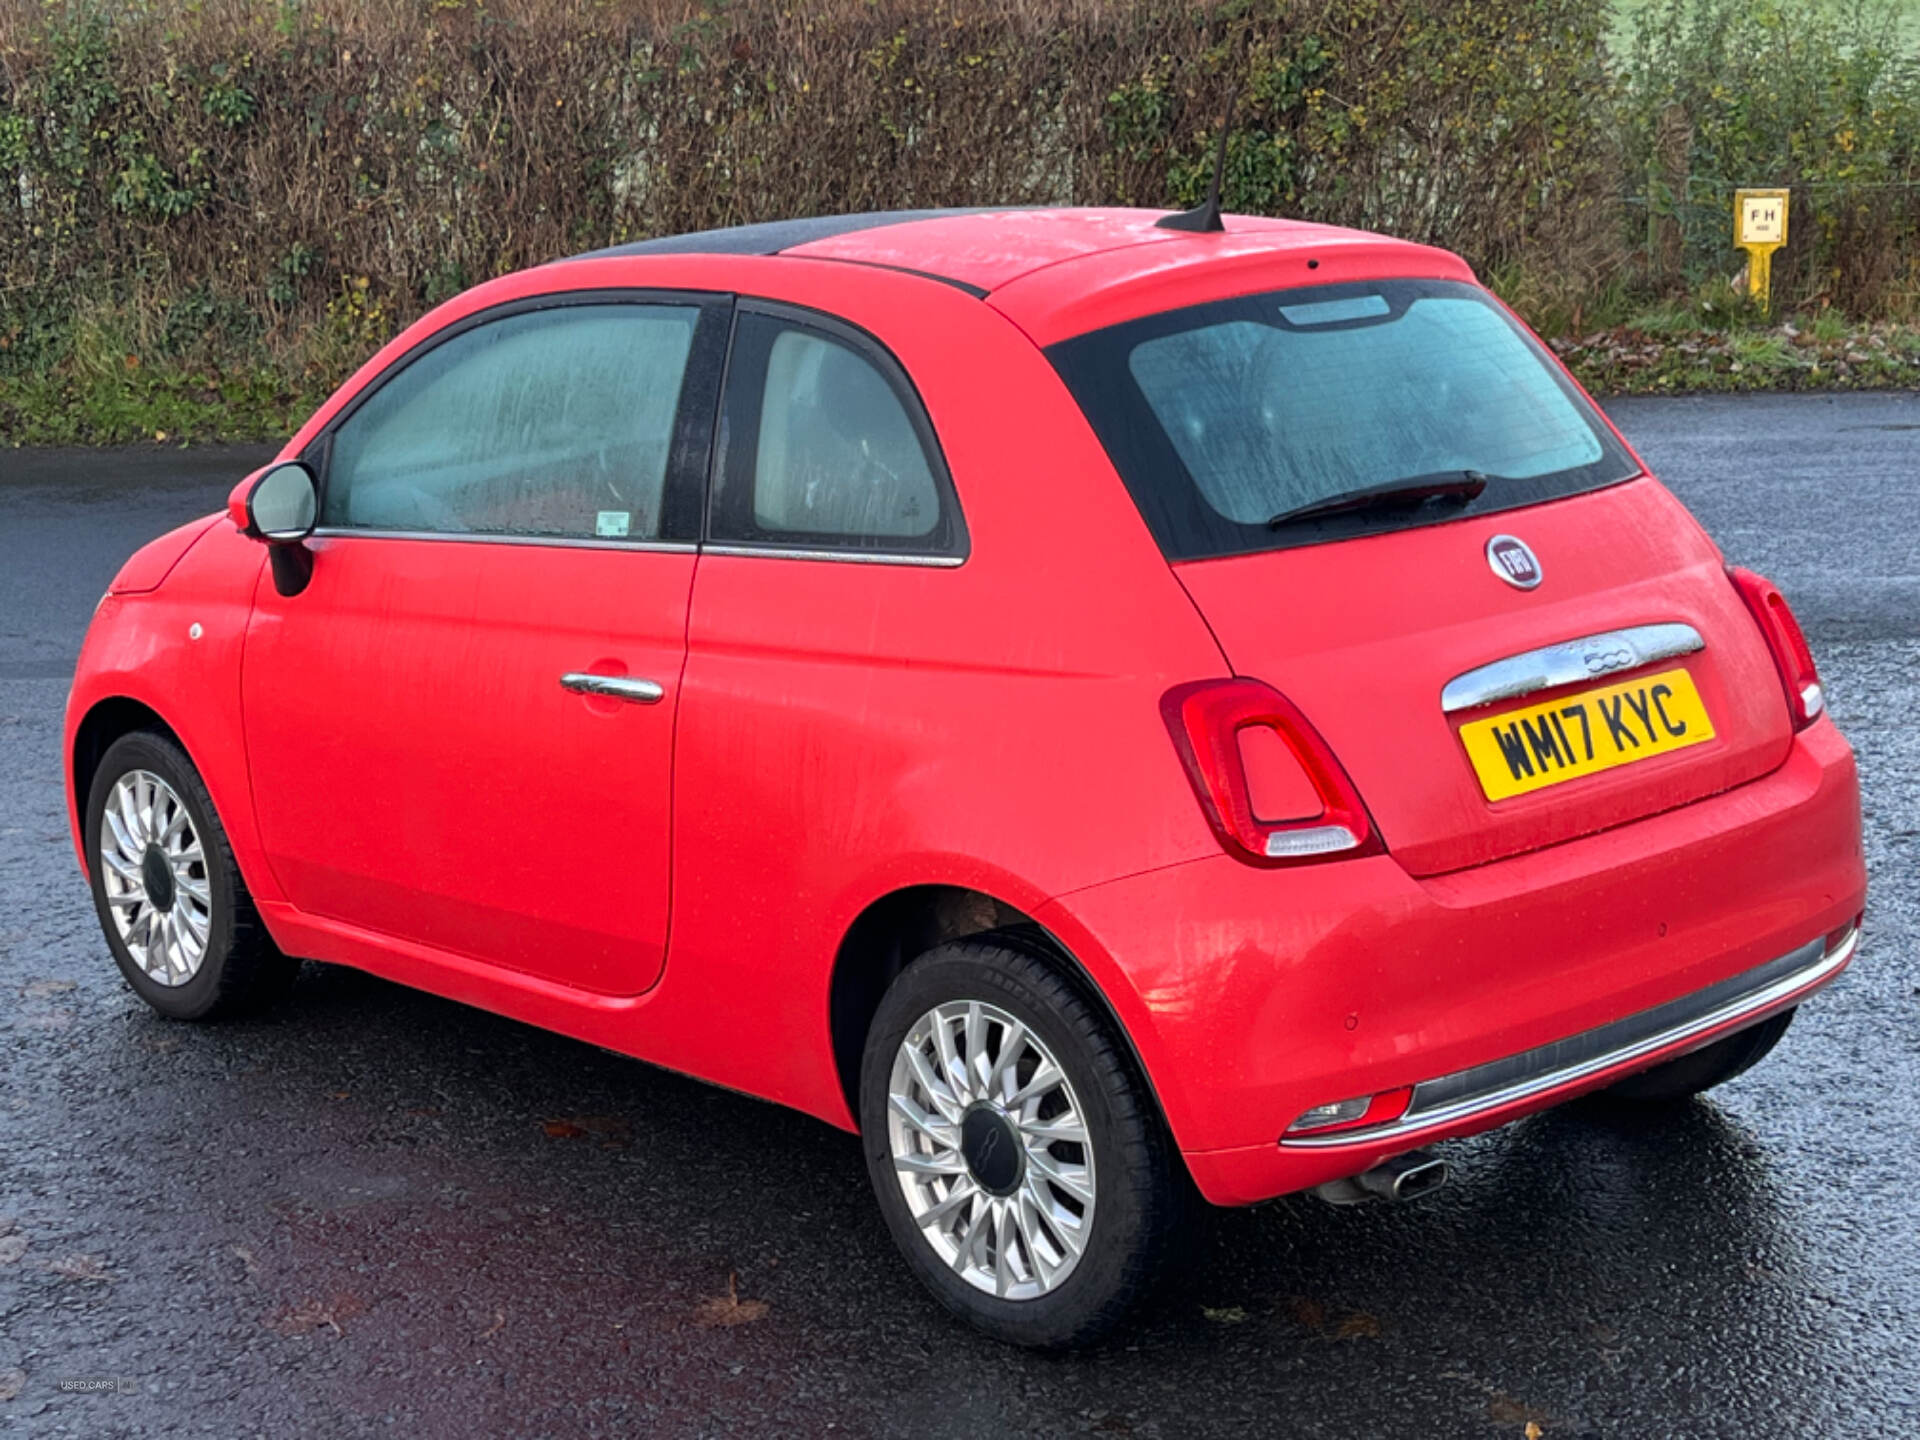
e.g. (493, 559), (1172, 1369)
(1, 392), (1916, 1437)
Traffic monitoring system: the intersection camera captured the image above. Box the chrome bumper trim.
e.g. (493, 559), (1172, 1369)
(1440, 623), (1705, 714)
(1283, 924), (1857, 1149)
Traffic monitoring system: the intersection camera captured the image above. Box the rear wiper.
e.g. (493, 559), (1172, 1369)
(1266, 470), (1491, 529)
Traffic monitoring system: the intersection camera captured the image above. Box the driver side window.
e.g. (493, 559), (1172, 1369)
(320, 301), (701, 542)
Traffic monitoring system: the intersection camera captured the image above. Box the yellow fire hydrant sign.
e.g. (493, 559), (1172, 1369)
(1734, 188), (1789, 310)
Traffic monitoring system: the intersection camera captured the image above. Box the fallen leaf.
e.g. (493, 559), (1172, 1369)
(0, 1234), (30, 1265)
(1287, 1296), (1326, 1331)
(543, 1115), (631, 1141)
(325, 1092), (351, 1101)
(1201, 1305), (1247, 1325)
(1335, 1310), (1382, 1340)
(270, 1293), (366, 1336)
(0, 1368), (23, 1401)
(478, 1309), (505, 1340)
(231, 1245), (261, 1279)
(1525, 1424), (1543, 1439)
(1489, 1393), (1550, 1427)
(48, 1254), (110, 1282)
(693, 1271), (769, 1328)
(21, 979), (75, 998)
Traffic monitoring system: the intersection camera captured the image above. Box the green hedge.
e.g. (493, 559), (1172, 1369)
(1619, 0), (1920, 317)
(0, 0), (1913, 443)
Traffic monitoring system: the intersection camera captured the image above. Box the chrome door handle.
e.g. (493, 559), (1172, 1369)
(559, 673), (665, 705)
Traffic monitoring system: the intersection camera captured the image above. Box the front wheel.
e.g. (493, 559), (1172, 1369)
(859, 938), (1186, 1348)
(84, 730), (300, 1021)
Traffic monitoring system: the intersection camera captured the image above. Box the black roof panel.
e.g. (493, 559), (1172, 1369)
(569, 208), (1010, 262)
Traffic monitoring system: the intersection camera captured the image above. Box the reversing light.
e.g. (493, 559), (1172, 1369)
(1262, 825), (1365, 859)
(1289, 1097), (1369, 1132)
(1285, 1087), (1414, 1137)
(1727, 567), (1824, 729)
(1161, 678), (1381, 867)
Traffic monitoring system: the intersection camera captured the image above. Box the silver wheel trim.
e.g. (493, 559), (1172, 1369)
(98, 769), (212, 988)
(887, 999), (1096, 1300)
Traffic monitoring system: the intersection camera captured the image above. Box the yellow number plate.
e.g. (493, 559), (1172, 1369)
(1458, 667), (1716, 802)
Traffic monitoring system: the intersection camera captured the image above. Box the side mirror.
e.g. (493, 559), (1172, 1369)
(241, 461), (319, 597)
(245, 461), (319, 542)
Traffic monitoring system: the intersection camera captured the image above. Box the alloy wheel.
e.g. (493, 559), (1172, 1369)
(886, 999), (1096, 1300)
(98, 769), (212, 987)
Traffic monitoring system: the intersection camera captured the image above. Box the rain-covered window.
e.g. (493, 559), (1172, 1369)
(1049, 279), (1637, 560)
(710, 312), (960, 555)
(323, 303), (698, 541)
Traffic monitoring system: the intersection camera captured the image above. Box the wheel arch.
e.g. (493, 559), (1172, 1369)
(71, 697), (182, 866)
(826, 883), (1177, 1151)
(68, 693), (273, 910)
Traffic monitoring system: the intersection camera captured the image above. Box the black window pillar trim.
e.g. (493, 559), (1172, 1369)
(661, 300), (734, 541)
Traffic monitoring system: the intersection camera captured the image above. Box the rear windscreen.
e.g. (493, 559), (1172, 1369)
(1047, 279), (1640, 560)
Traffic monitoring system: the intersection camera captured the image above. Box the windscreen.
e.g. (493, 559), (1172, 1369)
(1048, 279), (1640, 560)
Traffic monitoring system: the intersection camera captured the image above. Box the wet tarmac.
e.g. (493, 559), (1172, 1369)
(1, 392), (1916, 1436)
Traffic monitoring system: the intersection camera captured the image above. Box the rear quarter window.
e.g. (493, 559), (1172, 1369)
(709, 306), (967, 559)
(1048, 279), (1639, 560)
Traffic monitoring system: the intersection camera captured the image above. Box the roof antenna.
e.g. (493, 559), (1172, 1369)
(1156, 71), (1240, 233)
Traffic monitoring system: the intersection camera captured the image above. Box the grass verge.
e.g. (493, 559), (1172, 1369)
(0, 366), (317, 448)
(1556, 320), (1920, 397)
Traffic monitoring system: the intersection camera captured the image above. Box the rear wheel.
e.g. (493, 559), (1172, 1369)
(85, 730), (299, 1021)
(1602, 1009), (1796, 1102)
(860, 938), (1185, 1348)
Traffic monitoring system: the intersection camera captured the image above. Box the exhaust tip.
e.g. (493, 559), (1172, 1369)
(1379, 1154), (1448, 1202)
(1314, 1149), (1449, 1206)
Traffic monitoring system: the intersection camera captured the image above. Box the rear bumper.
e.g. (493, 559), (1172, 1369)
(1302, 925), (1852, 1149)
(1037, 717), (1866, 1206)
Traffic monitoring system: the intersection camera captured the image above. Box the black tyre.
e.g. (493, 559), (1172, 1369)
(859, 936), (1187, 1348)
(84, 730), (299, 1020)
(1603, 1008), (1796, 1102)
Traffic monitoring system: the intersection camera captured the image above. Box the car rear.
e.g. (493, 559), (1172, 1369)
(1033, 260), (1867, 1203)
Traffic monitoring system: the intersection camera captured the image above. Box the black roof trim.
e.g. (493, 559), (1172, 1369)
(797, 255), (990, 299)
(569, 208), (1012, 263)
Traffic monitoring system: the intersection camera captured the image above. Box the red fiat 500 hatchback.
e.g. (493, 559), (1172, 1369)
(67, 207), (1865, 1347)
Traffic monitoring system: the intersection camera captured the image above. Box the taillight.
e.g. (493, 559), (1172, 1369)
(1728, 567), (1824, 729)
(1161, 678), (1381, 866)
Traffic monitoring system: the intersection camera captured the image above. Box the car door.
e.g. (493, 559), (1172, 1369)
(241, 290), (729, 995)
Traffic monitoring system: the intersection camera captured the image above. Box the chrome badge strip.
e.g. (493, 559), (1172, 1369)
(1440, 622), (1706, 714)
